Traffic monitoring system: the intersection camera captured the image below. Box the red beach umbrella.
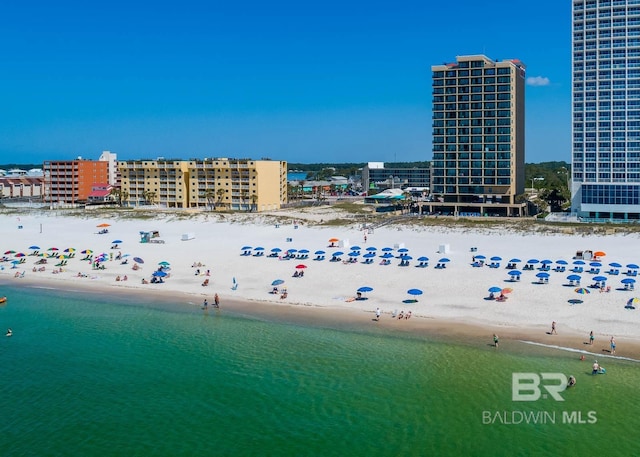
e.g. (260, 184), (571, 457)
(295, 264), (307, 269)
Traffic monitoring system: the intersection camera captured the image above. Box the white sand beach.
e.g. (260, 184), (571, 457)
(3, 209), (640, 354)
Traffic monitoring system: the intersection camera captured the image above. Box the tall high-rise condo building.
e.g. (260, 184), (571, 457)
(430, 55), (527, 217)
(572, 0), (640, 221)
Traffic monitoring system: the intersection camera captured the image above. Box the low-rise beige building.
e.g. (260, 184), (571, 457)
(118, 158), (287, 211)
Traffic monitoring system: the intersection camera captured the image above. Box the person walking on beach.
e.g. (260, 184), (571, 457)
(203, 299), (208, 309)
(214, 293), (220, 308)
(589, 331), (595, 345)
(551, 321), (557, 335)
(493, 334), (499, 348)
(375, 307), (381, 321)
(610, 336), (616, 354)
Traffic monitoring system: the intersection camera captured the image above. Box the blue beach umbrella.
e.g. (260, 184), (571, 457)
(29, 245), (40, 250)
(381, 252), (394, 259)
(381, 247), (393, 252)
(627, 263), (639, 269)
(508, 258), (521, 263)
(398, 248), (409, 253)
(590, 262), (602, 267)
(271, 279), (285, 286)
(152, 270), (167, 277)
(407, 288), (423, 296)
(527, 259), (539, 264)
(609, 262), (622, 268)
(254, 247), (265, 251)
(287, 249), (298, 254)
(593, 276), (607, 282)
(490, 256), (502, 262)
(536, 272), (550, 278)
(350, 246), (361, 251)
(314, 250), (325, 255)
(488, 286), (502, 293)
(622, 278), (636, 284)
(573, 260), (585, 265)
(540, 259), (553, 265)
(401, 255), (413, 260)
(298, 249), (309, 254)
(417, 256), (429, 262)
(508, 270), (522, 276)
(567, 274), (582, 281)
(363, 253), (376, 258)
(348, 251), (360, 257)
(357, 286), (373, 293)
(438, 258), (450, 263)
(111, 240), (123, 244)
(240, 246), (252, 251)
(556, 260), (568, 265)
(366, 247), (377, 252)
(133, 257), (144, 264)
(271, 248), (282, 253)
(332, 251), (344, 257)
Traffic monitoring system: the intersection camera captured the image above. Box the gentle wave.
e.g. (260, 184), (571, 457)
(519, 339), (640, 363)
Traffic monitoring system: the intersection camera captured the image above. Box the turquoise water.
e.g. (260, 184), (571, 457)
(287, 172), (309, 181)
(1, 285), (639, 457)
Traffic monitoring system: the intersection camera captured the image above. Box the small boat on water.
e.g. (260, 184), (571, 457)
(0, 297), (6, 304)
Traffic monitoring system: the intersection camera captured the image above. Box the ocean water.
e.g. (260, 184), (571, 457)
(1, 285), (639, 457)
(287, 172), (309, 182)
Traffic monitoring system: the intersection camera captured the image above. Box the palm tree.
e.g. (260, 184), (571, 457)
(315, 186), (326, 206)
(120, 189), (129, 207)
(143, 190), (157, 205)
(240, 189), (249, 211)
(216, 188), (226, 210)
(250, 193), (258, 212)
(203, 188), (216, 210)
(401, 191), (412, 214)
(109, 188), (121, 206)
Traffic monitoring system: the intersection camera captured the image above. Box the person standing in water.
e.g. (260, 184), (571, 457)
(589, 331), (595, 345)
(610, 336), (616, 354)
(214, 293), (220, 308)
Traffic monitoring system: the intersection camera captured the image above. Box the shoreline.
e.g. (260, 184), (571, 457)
(8, 275), (640, 362)
(3, 211), (640, 361)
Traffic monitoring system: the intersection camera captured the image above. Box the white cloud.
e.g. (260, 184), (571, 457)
(527, 76), (551, 87)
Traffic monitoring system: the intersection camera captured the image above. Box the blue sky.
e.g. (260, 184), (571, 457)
(0, 1), (571, 165)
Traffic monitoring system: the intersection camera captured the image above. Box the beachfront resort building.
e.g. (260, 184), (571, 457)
(362, 162), (430, 195)
(0, 175), (44, 199)
(429, 55), (528, 217)
(117, 158), (287, 211)
(43, 158), (109, 205)
(571, 0), (640, 222)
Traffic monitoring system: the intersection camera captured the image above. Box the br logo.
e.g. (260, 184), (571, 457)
(512, 373), (567, 401)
